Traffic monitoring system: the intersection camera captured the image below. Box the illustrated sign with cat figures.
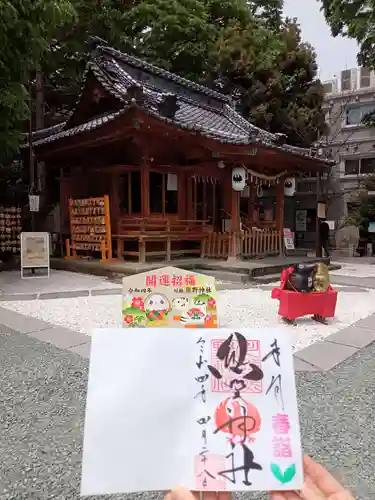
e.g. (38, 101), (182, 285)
(122, 266), (218, 328)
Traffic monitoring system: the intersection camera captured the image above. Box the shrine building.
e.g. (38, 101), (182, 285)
(28, 41), (333, 263)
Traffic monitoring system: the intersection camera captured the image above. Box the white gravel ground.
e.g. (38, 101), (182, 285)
(2, 286), (375, 353)
(331, 263), (375, 278)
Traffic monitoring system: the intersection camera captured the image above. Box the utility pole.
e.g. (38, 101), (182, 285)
(315, 172), (322, 257)
(315, 130), (323, 258)
(28, 81), (36, 232)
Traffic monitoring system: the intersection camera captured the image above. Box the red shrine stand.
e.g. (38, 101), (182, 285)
(271, 266), (338, 325)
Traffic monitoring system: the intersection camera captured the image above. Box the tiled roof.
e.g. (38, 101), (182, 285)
(28, 44), (334, 166)
(31, 109), (128, 147)
(101, 46), (231, 103)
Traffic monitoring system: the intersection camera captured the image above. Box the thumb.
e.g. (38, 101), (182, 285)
(166, 486), (197, 500)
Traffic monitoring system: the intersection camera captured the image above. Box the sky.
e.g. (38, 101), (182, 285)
(283, 0), (359, 81)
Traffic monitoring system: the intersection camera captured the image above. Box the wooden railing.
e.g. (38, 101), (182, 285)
(114, 217), (209, 262)
(202, 229), (281, 259)
(201, 232), (232, 259)
(241, 228), (281, 257)
(117, 217), (208, 234)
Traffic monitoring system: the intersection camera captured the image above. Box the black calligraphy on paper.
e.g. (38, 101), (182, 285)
(195, 335), (216, 487)
(265, 374), (284, 410)
(218, 444), (262, 486)
(261, 339), (281, 367)
(208, 332), (264, 398)
(262, 338), (284, 410)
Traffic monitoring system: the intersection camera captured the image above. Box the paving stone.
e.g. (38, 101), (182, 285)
(354, 313), (375, 330)
(68, 341), (91, 358)
(0, 307), (52, 334)
(0, 293), (37, 301)
(293, 355), (321, 372)
(90, 288), (121, 296)
(39, 290), (90, 300)
(327, 324), (375, 349)
(27, 326), (87, 349)
(296, 340), (358, 371)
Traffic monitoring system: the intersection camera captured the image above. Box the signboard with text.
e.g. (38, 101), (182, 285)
(20, 232), (50, 279)
(122, 266), (218, 328)
(283, 228), (295, 251)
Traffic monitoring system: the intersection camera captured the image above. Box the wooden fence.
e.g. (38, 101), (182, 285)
(202, 229), (281, 259)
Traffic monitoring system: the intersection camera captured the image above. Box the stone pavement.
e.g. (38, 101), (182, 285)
(1, 318), (374, 498)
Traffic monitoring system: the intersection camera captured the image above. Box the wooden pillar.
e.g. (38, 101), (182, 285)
(228, 184), (241, 260)
(110, 174), (120, 228)
(178, 171), (187, 219)
(276, 179), (285, 255)
(231, 189), (241, 232)
(60, 171), (70, 234)
(141, 156), (150, 217)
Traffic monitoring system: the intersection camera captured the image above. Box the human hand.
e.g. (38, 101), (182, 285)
(166, 486), (231, 500)
(271, 455), (354, 500)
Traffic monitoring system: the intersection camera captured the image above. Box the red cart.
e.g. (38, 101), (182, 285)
(271, 266), (338, 324)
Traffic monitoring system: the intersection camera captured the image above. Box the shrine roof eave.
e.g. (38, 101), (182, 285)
(25, 104), (334, 173)
(23, 106), (133, 151)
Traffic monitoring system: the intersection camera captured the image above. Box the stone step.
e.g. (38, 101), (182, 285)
(250, 264), (341, 286)
(250, 273), (281, 285)
(194, 269), (250, 284)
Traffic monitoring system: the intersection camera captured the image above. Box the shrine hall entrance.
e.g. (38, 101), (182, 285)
(191, 176), (222, 231)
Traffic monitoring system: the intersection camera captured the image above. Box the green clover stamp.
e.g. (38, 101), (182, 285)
(271, 463), (296, 484)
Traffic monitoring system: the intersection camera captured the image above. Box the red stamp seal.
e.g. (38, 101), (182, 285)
(210, 339), (262, 394)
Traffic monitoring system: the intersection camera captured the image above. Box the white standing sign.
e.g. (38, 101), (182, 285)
(81, 327), (303, 496)
(283, 228), (295, 251)
(21, 232), (50, 279)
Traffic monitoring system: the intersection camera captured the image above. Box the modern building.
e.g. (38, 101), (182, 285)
(322, 67), (375, 224)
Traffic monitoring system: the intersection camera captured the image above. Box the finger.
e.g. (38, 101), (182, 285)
(201, 493), (232, 500)
(168, 486), (197, 500)
(270, 491), (301, 500)
(299, 475), (325, 500)
(303, 456), (346, 496)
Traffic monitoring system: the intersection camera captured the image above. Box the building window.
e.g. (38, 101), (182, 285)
(341, 69), (351, 91)
(344, 158), (375, 175)
(345, 103), (375, 125)
(344, 159), (360, 175)
(323, 82), (333, 94)
(119, 171), (141, 214)
(360, 67), (371, 88)
(149, 172), (178, 214)
(361, 157), (375, 174)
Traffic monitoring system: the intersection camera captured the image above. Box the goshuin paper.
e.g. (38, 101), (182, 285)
(122, 267), (217, 328)
(81, 328), (303, 496)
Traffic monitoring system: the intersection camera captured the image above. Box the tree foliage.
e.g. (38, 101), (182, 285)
(211, 16), (326, 147)
(0, 0), (75, 162)
(344, 174), (375, 229)
(319, 0), (375, 68)
(1, 0), (326, 164)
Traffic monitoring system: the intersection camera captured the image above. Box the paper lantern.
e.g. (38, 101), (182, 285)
(284, 178), (296, 196)
(29, 194), (40, 212)
(232, 166), (247, 191)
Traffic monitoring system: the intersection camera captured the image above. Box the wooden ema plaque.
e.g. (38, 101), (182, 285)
(65, 195), (114, 261)
(0, 206), (22, 254)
